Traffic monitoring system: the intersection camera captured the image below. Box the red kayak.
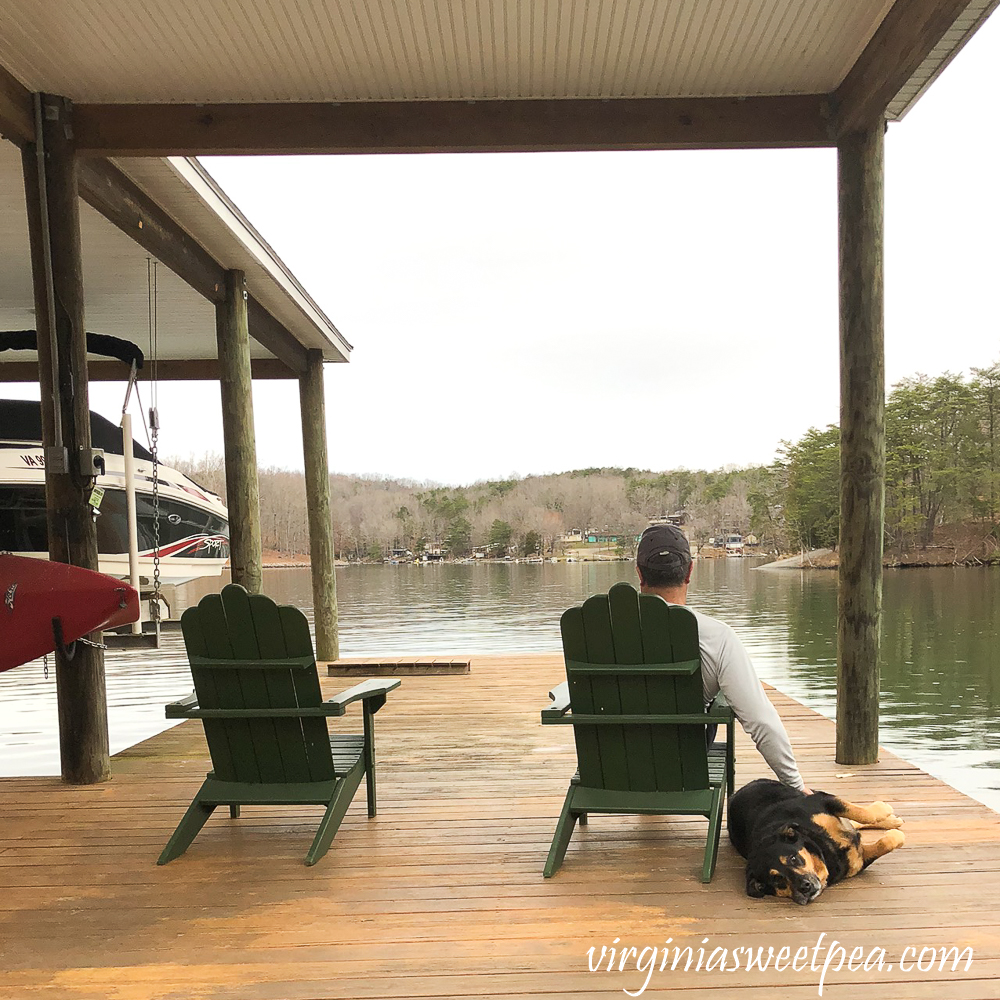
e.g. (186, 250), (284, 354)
(0, 554), (140, 672)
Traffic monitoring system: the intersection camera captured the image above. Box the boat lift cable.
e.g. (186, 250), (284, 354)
(147, 259), (159, 414)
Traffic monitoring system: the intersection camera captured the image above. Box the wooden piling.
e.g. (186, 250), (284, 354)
(215, 269), (263, 594)
(300, 349), (339, 661)
(20, 95), (110, 784)
(836, 122), (885, 765)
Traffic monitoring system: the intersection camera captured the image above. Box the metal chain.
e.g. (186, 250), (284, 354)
(76, 636), (107, 650)
(150, 407), (161, 624)
(148, 259), (162, 627)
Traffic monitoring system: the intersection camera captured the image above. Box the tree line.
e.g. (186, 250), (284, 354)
(172, 361), (999, 561)
(779, 364), (1000, 552)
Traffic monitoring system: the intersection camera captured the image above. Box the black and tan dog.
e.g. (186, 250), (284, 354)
(727, 779), (905, 905)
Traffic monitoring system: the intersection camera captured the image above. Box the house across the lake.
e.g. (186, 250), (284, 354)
(586, 531), (621, 544)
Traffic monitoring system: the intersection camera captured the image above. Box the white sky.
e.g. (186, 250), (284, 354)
(28, 18), (1000, 484)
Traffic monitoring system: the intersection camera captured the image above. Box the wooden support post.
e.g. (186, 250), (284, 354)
(216, 269), (263, 594)
(21, 95), (110, 784)
(836, 122), (885, 765)
(299, 350), (339, 660)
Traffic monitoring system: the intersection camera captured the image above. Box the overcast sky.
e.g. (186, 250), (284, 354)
(20, 17), (1000, 485)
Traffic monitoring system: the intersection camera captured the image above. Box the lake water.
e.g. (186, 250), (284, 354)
(1, 560), (997, 812)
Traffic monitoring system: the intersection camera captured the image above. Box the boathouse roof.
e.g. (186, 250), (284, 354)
(2, 1), (997, 158)
(0, 142), (350, 385)
(1, 2), (996, 381)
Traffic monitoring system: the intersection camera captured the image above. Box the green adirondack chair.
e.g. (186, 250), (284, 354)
(157, 583), (400, 866)
(541, 582), (735, 882)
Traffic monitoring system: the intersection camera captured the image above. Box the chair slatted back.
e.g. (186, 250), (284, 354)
(180, 584), (336, 784)
(560, 582), (709, 793)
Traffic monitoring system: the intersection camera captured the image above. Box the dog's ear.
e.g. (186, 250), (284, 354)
(746, 873), (768, 898)
(779, 824), (799, 843)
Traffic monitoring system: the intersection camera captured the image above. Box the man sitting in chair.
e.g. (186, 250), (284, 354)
(636, 524), (808, 793)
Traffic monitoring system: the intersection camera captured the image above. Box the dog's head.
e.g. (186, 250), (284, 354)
(745, 823), (829, 905)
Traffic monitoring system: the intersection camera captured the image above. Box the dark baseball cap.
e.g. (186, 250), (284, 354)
(636, 523), (691, 570)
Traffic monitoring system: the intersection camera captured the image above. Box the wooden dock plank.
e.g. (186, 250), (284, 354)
(325, 658), (471, 676)
(0, 653), (997, 999)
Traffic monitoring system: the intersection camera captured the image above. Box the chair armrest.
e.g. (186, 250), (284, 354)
(328, 678), (402, 716)
(164, 681), (401, 720)
(541, 681), (572, 723)
(165, 702), (370, 720)
(164, 691), (199, 718)
(707, 689), (734, 720)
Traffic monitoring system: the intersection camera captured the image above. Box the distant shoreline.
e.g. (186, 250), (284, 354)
(256, 524), (998, 571)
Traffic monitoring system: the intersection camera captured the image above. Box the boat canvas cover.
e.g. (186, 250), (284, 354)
(0, 400), (153, 462)
(0, 330), (144, 369)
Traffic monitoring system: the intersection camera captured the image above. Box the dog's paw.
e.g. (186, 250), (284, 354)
(884, 829), (905, 850)
(869, 800), (895, 822)
(881, 813), (904, 830)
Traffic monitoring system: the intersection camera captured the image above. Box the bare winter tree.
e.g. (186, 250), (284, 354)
(171, 458), (778, 560)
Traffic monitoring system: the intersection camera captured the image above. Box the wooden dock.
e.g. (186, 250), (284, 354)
(2, 653), (998, 999)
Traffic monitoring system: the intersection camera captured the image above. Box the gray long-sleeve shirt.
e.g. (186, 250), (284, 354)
(683, 604), (804, 790)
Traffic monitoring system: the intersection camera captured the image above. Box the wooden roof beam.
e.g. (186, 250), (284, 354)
(246, 297), (309, 374)
(834, 0), (975, 135)
(0, 61), (33, 146)
(77, 158), (225, 302)
(75, 158), (308, 373)
(72, 95), (835, 156)
(0, 357), (298, 382)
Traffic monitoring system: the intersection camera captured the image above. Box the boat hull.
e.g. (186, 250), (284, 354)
(0, 554), (140, 671)
(8, 550), (228, 588)
(2, 446), (229, 587)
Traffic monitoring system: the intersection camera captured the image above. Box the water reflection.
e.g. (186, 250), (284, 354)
(1, 560), (996, 811)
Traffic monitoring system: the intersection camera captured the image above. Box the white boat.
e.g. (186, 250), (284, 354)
(724, 533), (745, 556)
(1, 399), (229, 587)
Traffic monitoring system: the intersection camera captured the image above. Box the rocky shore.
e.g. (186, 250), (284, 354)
(761, 524), (999, 569)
